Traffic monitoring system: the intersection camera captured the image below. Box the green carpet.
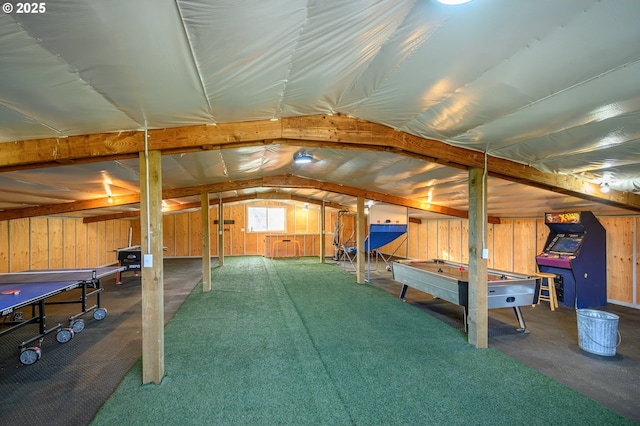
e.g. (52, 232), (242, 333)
(91, 257), (633, 425)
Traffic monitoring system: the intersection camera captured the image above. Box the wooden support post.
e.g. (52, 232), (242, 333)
(468, 167), (488, 348)
(201, 192), (211, 292)
(140, 149), (165, 384)
(356, 196), (366, 284)
(218, 199), (224, 266)
(320, 202), (325, 263)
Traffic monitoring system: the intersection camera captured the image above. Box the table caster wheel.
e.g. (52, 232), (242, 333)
(93, 307), (107, 321)
(71, 319), (85, 333)
(56, 327), (74, 343)
(19, 347), (42, 365)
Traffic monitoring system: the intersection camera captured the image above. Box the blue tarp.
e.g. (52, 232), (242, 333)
(364, 224), (407, 251)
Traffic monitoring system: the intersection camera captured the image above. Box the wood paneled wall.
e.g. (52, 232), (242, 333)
(0, 217), (132, 272)
(130, 201), (345, 258)
(600, 217), (636, 305)
(1, 208), (636, 308)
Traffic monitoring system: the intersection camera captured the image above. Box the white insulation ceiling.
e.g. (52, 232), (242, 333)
(1, 0), (639, 219)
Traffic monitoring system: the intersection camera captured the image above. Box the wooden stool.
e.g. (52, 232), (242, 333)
(534, 272), (559, 311)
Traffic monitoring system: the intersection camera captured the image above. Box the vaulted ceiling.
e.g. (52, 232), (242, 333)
(1, 0), (639, 222)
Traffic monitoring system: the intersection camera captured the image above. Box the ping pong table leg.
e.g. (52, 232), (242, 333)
(90, 278), (107, 320)
(66, 280), (107, 326)
(67, 281), (89, 333)
(14, 300), (68, 365)
(38, 299), (46, 335)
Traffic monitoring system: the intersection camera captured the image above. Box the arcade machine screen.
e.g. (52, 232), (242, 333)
(548, 234), (583, 255)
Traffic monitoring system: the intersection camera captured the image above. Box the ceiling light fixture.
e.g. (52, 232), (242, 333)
(437, 0), (473, 4)
(102, 173), (113, 202)
(293, 151), (313, 164)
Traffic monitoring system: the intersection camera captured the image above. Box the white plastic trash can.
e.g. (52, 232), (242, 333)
(576, 309), (621, 356)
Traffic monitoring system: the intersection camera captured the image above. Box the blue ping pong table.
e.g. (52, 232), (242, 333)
(0, 266), (124, 365)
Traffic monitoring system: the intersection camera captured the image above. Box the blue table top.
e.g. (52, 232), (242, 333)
(0, 266), (124, 314)
(1, 280), (77, 314)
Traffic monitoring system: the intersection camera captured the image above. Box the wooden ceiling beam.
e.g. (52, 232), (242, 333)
(289, 195), (347, 211)
(82, 210), (142, 223)
(259, 175), (501, 224)
(486, 157), (638, 212)
(0, 194), (141, 222)
(1, 115), (638, 212)
(83, 191), (349, 223)
(0, 132), (142, 171)
(4, 174), (485, 223)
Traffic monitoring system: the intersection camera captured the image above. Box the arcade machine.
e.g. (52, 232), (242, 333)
(535, 211), (607, 309)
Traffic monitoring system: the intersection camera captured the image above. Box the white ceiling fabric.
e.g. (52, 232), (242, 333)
(0, 0), (639, 218)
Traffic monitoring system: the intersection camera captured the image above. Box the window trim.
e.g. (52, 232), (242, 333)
(247, 206), (286, 232)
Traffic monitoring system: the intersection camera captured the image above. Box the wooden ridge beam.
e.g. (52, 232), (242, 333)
(5, 174), (487, 223)
(162, 178), (265, 200)
(83, 191), (348, 223)
(260, 175), (501, 224)
(1, 115), (638, 212)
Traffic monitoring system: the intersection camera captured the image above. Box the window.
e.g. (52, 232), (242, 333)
(247, 207), (285, 232)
